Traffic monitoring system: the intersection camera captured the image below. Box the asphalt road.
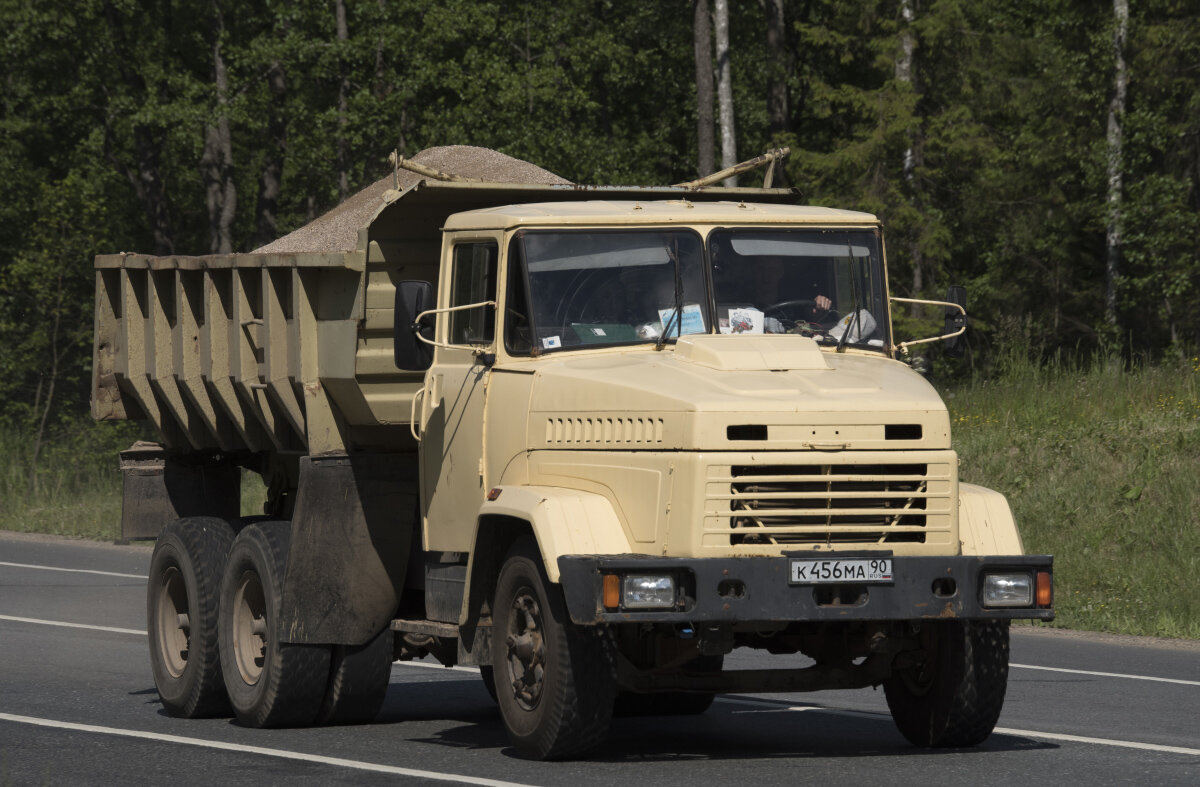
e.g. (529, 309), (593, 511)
(1, 531), (1197, 785)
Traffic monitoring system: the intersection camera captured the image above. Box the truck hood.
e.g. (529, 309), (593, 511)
(525, 334), (951, 452)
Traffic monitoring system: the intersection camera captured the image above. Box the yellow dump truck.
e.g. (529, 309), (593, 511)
(92, 155), (1053, 759)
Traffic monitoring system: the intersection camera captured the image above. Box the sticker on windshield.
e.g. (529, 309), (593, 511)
(656, 303), (706, 337)
(723, 307), (765, 334)
(542, 335), (562, 349)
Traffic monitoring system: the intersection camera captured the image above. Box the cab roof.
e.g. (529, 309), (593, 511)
(442, 199), (878, 231)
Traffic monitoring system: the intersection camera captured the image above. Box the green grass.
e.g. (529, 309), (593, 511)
(0, 423), (129, 540)
(944, 353), (1200, 639)
(0, 422), (268, 540)
(3, 354), (1198, 639)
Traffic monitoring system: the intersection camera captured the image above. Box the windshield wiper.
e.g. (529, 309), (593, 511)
(655, 240), (684, 352)
(837, 239), (863, 353)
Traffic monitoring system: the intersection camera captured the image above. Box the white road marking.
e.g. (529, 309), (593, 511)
(730, 705), (820, 714)
(718, 697), (858, 714)
(992, 727), (1200, 756)
(1011, 663), (1200, 686)
(9, 612), (1196, 690)
(716, 697), (1200, 756)
(0, 712), (535, 786)
(0, 615), (146, 636)
(0, 561), (146, 580)
(395, 660), (480, 674)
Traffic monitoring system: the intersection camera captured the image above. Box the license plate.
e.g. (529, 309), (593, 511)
(789, 558), (893, 584)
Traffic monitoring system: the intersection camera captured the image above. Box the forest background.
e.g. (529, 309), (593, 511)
(0, 1), (1197, 635)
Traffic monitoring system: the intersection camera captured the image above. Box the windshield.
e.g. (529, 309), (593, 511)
(710, 228), (888, 349)
(505, 226), (888, 355)
(513, 230), (707, 353)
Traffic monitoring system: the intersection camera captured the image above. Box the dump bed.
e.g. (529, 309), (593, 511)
(92, 180), (797, 455)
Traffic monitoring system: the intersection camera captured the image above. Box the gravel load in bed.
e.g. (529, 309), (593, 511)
(254, 145), (571, 254)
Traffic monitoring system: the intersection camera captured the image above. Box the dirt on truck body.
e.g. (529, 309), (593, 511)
(92, 145), (1053, 759)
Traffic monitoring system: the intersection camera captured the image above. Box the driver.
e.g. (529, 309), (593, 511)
(752, 257), (832, 333)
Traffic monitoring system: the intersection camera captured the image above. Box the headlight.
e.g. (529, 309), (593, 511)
(622, 575), (676, 609)
(982, 572), (1034, 608)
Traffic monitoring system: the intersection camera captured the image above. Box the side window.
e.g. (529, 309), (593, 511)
(449, 242), (498, 345)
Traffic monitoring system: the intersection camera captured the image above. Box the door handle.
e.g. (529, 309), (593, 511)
(410, 385), (426, 442)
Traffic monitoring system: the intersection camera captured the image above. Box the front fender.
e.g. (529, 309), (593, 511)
(958, 483), (1025, 556)
(477, 485), (634, 582)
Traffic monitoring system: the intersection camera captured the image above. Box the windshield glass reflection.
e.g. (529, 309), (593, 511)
(520, 230), (707, 352)
(709, 228), (888, 349)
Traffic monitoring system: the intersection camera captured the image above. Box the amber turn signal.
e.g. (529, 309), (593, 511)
(1036, 571), (1052, 607)
(603, 574), (620, 609)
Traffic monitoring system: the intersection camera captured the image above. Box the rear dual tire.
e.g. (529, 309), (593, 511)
(146, 517), (237, 718)
(216, 521), (393, 728)
(317, 625), (394, 725)
(218, 521), (331, 727)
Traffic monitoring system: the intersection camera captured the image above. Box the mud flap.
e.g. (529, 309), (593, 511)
(278, 454), (417, 646)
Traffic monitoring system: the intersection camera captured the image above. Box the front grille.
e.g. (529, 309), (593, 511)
(705, 458), (952, 547)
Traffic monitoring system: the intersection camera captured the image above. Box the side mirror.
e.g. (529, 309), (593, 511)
(943, 285), (968, 357)
(394, 280), (435, 371)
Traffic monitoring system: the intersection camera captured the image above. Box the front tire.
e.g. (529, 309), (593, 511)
(492, 538), (615, 760)
(218, 521), (331, 727)
(146, 517), (237, 717)
(884, 620), (1010, 747)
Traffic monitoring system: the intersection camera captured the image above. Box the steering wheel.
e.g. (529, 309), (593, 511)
(762, 299), (839, 333)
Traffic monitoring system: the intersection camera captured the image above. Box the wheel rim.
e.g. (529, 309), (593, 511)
(155, 565), (190, 678)
(231, 570), (268, 685)
(503, 587), (546, 710)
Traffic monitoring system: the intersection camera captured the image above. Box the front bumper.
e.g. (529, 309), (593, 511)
(557, 553), (1054, 625)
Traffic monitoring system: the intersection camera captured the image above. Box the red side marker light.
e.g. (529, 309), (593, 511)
(487, 488), (502, 501)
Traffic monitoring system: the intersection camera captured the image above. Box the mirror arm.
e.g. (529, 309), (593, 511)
(889, 297), (967, 354)
(413, 300), (497, 350)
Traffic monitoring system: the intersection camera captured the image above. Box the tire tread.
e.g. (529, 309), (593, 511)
(220, 521), (331, 728)
(885, 619), (1010, 747)
(493, 538), (615, 760)
(315, 626), (393, 725)
(147, 517), (236, 718)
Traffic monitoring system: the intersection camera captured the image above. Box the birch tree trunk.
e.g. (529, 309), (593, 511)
(764, 0), (788, 138)
(897, 0), (915, 182)
(714, 0), (737, 186)
(896, 0), (921, 309)
(1105, 0), (1129, 328)
(693, 0), (715, 178)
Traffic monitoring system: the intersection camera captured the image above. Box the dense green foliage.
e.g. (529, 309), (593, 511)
(1, 1), (1197, 556)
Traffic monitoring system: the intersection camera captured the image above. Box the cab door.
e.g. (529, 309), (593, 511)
(420, 239), (499, 552)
